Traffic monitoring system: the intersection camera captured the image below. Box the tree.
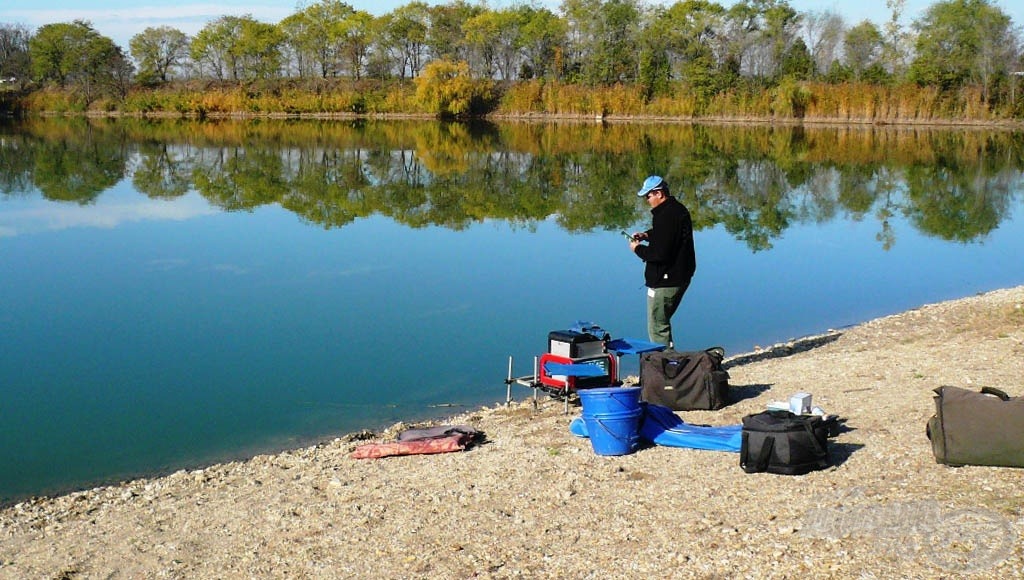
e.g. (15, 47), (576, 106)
(517, 5), (566, 80)
(426, 0), (482, 63)
(236, 18), (284, 80)
(646, 0), (730, 96)
(758, 0), (801, 80)
(130, 26), (189, 83)
(191, 15), (282, 81)
(29, 20), (92, 86)
(336, 10), (374, 80)
(462, 10), (500, 79)
(279, 12), (315, 77)
(561, 0), (641, 85)
(0, 23), (32, 83)
(28, 20), (132, 99)
(779, 37), (814, 79)
(719, 0), (801, 80)
(881, 0), (911, 78)
(800, 9), (845, 77)
(279, 0), (354, 78)
(190, 16), (240, 80)
(415, 59), (491, 117)
(491, 8), (523, 81)
(844, 20), (884, 81)
(385, 2), (431, 79)
(909, 0), (1016, 99)
(364, 16), (397, 80)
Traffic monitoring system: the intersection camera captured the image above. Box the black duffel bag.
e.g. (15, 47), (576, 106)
(927, 386), (1024, 468)
(639, 347), (730, 411)
(740, 410), (830, 475)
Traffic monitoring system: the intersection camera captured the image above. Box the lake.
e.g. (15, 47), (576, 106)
(1, 118), (1023, 504)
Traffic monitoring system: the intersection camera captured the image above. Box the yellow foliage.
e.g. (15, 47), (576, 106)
(415, 60), (490, 118)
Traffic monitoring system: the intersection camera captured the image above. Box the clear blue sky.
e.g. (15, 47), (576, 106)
(2, 0), (1022, 51)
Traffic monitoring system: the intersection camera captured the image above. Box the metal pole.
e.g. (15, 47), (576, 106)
(506, 355), (513, 406)
(532, 356), (539, 408)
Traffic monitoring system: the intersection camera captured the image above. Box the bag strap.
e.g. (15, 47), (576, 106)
(980, 386), (1010, 400)
(741, 432), (774, 473)
(754, 435), (774, 471)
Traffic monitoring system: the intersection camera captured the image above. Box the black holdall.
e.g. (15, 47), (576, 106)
(740, 410), (830, 475)
(927, 386), (1024, 468)
(639, 347), (730, 411)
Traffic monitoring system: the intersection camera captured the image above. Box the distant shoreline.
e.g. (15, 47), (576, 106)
(22, 109), (1024, 130)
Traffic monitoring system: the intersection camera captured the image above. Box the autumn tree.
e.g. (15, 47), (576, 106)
(414, 58), (491, 117)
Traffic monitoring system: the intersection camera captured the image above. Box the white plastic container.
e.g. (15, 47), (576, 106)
(789, 392), (812, 415)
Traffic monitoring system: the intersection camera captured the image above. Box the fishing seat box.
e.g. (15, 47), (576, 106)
(548, 330), (605, 359)
(927, 386), (1024, 468)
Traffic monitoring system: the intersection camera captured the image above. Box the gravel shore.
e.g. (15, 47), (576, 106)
(2, 287), (1023, 578)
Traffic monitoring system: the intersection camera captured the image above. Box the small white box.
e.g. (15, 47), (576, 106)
(789, 392), (812, 415)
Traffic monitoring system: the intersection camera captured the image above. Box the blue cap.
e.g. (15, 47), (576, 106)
(637, 175), (666, 197)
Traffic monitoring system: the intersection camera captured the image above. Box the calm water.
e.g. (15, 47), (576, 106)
(2, 118), (1023, 503)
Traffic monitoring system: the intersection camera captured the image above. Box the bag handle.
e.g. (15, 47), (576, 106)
(705, 346), (725, 359)
(980, 386), (1010, 400)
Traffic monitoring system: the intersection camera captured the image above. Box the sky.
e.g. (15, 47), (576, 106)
(2, 0), (1023, 51)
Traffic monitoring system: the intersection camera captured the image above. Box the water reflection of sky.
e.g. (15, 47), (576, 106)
(0, 186), (215, 238)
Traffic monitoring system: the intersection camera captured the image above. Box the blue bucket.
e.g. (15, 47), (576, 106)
(578, 386), (642, 416)
(582, 409), (642, 456)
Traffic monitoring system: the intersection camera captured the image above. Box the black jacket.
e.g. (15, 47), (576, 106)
(634, 196), (696, 288)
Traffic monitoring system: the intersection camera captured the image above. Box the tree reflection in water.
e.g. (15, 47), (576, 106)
(1, 117), (1021, 249)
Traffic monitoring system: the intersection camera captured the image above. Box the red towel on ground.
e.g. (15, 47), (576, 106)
(350, 425), (481, 459)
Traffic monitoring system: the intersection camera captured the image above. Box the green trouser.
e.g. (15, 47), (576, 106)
(647, 285), (688, 347)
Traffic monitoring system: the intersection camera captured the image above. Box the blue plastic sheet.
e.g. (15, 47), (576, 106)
(570, 403), (742, 453)
(605, 338), (667, 356)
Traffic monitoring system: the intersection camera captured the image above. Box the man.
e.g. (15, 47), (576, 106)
(628, 175), (696, 348)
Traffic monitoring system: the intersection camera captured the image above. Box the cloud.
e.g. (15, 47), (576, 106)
(1, 3), (294, 47)
(0, 195), (216, 238)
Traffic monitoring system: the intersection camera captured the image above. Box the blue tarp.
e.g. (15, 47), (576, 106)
(570, 403), (742, 453)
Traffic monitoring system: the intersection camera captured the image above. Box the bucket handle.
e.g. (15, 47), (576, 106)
(592, 416), (639, 443)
